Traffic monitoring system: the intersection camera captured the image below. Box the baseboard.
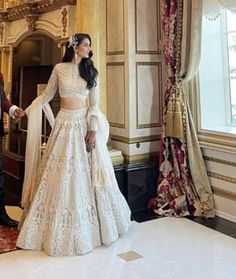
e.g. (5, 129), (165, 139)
(215, 209), (236, 223)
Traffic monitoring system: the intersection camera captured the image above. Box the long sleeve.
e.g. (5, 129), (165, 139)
(41, 66), (59, 105)
(3, 97), (13, 114)
(88, 80), (99, 132)
(0, 73), (21, 121)
(0, 72), (14, 114)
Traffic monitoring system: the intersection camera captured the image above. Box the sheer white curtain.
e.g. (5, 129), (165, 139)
(179, 0), (215, 217)
(203, 0), (236, 19)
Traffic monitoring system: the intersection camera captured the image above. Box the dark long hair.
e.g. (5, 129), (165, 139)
(62, 33), (98, 89)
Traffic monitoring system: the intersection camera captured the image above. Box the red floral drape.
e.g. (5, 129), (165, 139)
(149, 0), (199, 216)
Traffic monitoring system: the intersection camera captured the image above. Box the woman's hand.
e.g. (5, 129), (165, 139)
(85, 131), (96, 152)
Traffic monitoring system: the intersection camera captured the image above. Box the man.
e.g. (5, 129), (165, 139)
(0, 72), (25, 227)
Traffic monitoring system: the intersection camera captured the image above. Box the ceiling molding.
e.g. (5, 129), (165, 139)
(0, 0), (76, 22)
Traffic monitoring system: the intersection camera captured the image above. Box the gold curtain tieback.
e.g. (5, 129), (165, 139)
(165, 82), (184, 139)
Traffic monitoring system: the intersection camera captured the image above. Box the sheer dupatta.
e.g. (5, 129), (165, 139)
(20, 96), (54, 220)
(20, 96), (110, 225)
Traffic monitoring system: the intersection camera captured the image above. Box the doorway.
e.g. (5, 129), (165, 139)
(3, 34), (61, 205)
(12, 33), (61, 111)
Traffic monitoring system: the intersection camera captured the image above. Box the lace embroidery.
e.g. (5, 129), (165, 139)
(17, 75), (131, 255)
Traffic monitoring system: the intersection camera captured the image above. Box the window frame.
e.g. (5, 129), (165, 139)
(193, 9), (236, 152)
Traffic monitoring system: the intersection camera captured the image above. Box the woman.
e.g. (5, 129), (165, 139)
(16, 33), (131, 256)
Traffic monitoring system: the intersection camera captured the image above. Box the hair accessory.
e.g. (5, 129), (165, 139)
(68, 34), (78, 48)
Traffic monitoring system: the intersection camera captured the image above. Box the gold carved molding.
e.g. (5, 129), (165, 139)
(0, 46), (10, 52)
(0, 0), (76, 22)
(0, 23), (3, 44)
(206, 163), (236, 201)
(204, 156), (236, 167)
(208, 171), (236, 184)
(25, 14), (39, 31)
(212, 186), (236, 202)
(110, 134), (161, 144)
(61, 7), (67, 36)
(198, 131), (236, 153)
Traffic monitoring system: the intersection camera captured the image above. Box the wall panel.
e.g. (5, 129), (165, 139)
(107, 62), (125, 128)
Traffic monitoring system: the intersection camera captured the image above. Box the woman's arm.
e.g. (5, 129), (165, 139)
(85, 81), (99, 152)
(41, 65), (59, 105)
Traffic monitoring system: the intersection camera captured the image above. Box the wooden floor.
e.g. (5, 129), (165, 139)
(132, 209), (236, 239)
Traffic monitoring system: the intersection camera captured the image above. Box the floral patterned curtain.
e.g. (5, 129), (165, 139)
(148, 0), (214, 218)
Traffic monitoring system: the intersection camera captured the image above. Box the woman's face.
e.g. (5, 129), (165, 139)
(75, 38), (91, 58)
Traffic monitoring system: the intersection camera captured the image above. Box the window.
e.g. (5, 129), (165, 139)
(227, 11), (236, 125)
(199, 10), (236, 134)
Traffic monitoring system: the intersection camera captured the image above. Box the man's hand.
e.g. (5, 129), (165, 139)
(14, 108), (26, 121)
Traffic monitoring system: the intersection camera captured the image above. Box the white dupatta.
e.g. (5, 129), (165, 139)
(21, 96), (54, 211)
(21, 96), (110, 213)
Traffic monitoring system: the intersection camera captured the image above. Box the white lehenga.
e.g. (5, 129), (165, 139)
(16, 63), (131, 256)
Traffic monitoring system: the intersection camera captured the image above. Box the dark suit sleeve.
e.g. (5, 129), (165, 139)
(3, 95), (13, 114)
(0, 72), (13, 114)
